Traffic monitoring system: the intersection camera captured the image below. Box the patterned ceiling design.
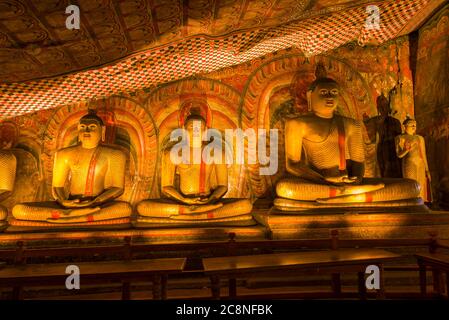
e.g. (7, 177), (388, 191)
(0, 0), (316, 83)
(0, 0), (435, 119)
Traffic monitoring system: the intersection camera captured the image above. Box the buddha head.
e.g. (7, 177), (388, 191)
(184, 108), (206, 148)
(403, 117), (417, 135)
(307, 77), (340, 118)
(78, 109), (105, 149)
(0, 122), (18, 150)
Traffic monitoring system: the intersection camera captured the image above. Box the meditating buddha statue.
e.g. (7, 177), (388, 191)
(11, 110), (132, 228)
(135, 109), (254, 228)
(274, 77), (422, 212)
(395, 117), (432, 203)
(0, 148), (17, 227)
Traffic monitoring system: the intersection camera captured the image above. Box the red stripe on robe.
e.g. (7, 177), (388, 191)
(51, 211), (60, 219)
(199, 158), (206, 194)
(336, 117), (346, 171)
(329, 188), (337, 198)
(84, 147), (101, 197)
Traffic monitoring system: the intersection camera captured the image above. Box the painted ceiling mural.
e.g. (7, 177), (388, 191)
(0, 0), (436, 119)
(414, 3), (449, 207)
(0, 36), (414, 207)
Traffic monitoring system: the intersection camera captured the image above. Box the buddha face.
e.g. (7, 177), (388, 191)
(309, 82), (340, 117)
(0, 137), (12, 150)
(185, 118), (206, 148)
(404, 120), (417, 135)
(78, 119), (103, 149)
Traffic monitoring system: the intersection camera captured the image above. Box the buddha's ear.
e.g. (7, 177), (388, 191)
(101, 126), (106, 142)
(306, 90), (312, 112)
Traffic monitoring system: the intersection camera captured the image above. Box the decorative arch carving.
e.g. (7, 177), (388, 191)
(42, 97), (158, 204)
(145, 78), (251, 198)
(0, 121), (41, 212)
(240, 54), (375, 197)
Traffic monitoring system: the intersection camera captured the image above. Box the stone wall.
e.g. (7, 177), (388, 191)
(414, 3), (449, 208)
(0, 39), (415, 213)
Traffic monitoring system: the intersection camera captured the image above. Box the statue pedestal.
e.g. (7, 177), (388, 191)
(254, 209), (449, 239)
(0, 225), (268, 248)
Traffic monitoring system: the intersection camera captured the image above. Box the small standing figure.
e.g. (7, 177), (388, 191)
(395, 118), (432, 203)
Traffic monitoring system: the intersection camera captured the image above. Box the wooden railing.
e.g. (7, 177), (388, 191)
(0, 230), (444, 300)
(0, 230), (438, 267)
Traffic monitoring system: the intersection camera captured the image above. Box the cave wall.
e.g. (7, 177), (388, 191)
(0, 38), (414, 213)
(414, 3), (449, 208)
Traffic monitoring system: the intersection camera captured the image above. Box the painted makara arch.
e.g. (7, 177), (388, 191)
(42, 97), (158, 204)
(146, 78), (252, 199)
(239, 54), (375, 197)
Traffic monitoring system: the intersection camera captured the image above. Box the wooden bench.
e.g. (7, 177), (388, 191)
(0, 230), (439, 299)
(0, 258), (186, 300)
(416, 253), (449, 298)
(415, 238), (449, 298)
(203, 248), (400, 299)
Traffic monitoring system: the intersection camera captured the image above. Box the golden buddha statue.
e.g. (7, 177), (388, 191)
(395, 117), (432, 203)
(135, 109), (254, 228)
(11, 110), (132, 228)
(274, 77), (422, 212)
(0, 147), (17, 227)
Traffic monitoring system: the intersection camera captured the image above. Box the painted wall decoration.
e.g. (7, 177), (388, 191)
(0, 37), (416, 214)
(0, 0), (430, 120)
(0, 121), (41, 209)
(238, 39), (414, 197)
(415, 4), (449, 209)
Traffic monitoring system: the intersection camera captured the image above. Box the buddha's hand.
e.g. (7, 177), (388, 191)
(404, 141), (412, 151)
(58, 199), (81, 208)
(324, 175), (358, 185)
(59, 199), (95, 208)
(197, 195), (220, 204)
(405, 141), (418, 151)
(182, 197), (206, 205)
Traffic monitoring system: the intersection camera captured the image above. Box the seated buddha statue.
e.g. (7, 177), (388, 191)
(11, 110), (132, 228)
(274, 77), (422, 212)
(135, 109), (254, 228)
(0, 148), (17, 227)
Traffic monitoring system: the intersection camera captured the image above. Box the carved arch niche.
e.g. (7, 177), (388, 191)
(240, 54), (375, 197)
(42, 97), (158, 205)
(0, 121), (41, 213)
(146, 78), (251, 199)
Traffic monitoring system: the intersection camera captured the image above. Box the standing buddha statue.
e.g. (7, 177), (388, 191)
(395, 117), (432, 203)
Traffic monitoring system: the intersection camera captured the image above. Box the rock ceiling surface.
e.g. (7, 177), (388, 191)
(0, 0), (415, 83)
(0, 0), (444, 118)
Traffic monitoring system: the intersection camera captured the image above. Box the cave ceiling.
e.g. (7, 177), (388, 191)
(1, 0), (439, 83)
(0, 0), (445, 118)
